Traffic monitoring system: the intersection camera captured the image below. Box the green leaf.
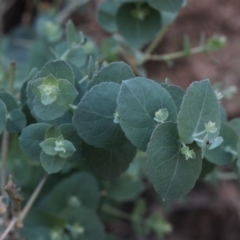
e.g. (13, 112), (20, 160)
(205, 123), (238, 165)
(55, 42), (87, 68)
(229, 118), (240, 137)
(59, 124), (82, 161)
(88, 61), (134, 89)
(161, 84), (185, 112)
(98, 0), (119, 33)
(19, 123), (50, 161)
(147, 0), (185, 12)
(83, 142), (136, 180)
(73, 82), (126, 149)
(45, 125), (62, 139)
(116, 2), (161, 47)
(6, 109), (26, 133)
(62, 206), (105, 240)
(66, 20), (84, 46)
(0, 100), (7, 133)
(178, 79), (220, 144)
(58, 139), (76, 158)
(50, 172), (99, 212)
(0, 91), (18, 112)
(40, 60), (75, 85)
(117, 77), (177, 151)
(106, 177), (145, 202)
(40, 138), (58, 156)
(147, 122), (202, 200)
(33, 97), (67, 121)
(40, 151), (66, 174)
(57, 79), (78, 105)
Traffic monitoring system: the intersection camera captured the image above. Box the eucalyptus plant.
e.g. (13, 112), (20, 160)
(0, 0), (238, 239)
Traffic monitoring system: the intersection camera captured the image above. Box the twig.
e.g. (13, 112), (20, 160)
(9, 61), (16, 94)
(1, 175), (48, 239)
(143, 26), (169, 62)
(1, 131), (9, 195)
(145, 45), (207, 62)
(56, 0), (90, 24)
(5, 177), (24, 227)
(0, 217), (17, 240)
(18, 174), (48, 222)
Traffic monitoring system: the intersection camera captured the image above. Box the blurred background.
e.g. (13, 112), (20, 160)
(1, 0), (240, 239)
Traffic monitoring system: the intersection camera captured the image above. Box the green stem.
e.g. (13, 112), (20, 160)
(78, 75), (89, 85)
(102, 204), (154, 229)
(145, 45), (207, 62)
(143, 25), (169, 62)
(9, 61), (16, 93)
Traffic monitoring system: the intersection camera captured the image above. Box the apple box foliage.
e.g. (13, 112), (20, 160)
(0, 0), (238, 239)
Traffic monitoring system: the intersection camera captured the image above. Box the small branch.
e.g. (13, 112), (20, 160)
(1, 175), (48, 239)
(143, 26), (169, 62)
(145, 45), (206, 62)
(56, 0), (90, 24)
(1, 131), (9, 195)
(5, 177), (24, 227)
(0, 217), (17, 240)
(18, 174), (48, 223)
(9, 61), (16, 94)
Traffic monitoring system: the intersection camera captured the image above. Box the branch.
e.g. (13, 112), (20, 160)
(5, 177), (24, 227)
(144, 45), (207, 62)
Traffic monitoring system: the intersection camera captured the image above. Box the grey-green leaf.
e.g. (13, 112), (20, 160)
(178, 79), (220, 144)
(62, 206), (106, 240)
(33, 97), (67, 121)
(40, 60), (75, 85)
(116, 2), (161, 47)
(147, 122), (202, 200)
(88, 61), (134, 89)
(161, 84), (185, 112)
(19, 123), (50, 161)
(6, 109), (26, 133)
(84, 142), (136, 180)
(229, 118), (240, 137)
(205, 123), (238, 165)
(97, 0), (119, 33)
(117, 77), (177, 151)
(0, 91), (18, 112)
(73, 82), (126, 149)
(40, 151), (66, 174)
(50, 172), (99, 212)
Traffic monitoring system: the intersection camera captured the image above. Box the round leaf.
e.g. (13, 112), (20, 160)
(229, 118), (240, 137)
(40, 151), (66, 174)
(205, 123), (238, 165)
(19, 123), (50, 161)
(147, 122), (202, 200)
(50, 172), (99, 212)
(88, 61), (134, 89)
(33, 97), (67, 121)
(116, 2), (161, 47)
(117, 77), (177, 151)
(40, 60), (75, 85)
(6, 109), (26, 133)
(62, 206), (105, 240)
(0, 91), (18, 112)
(98, 0), (119, 32)
(161, 84), (185, 112)
(178, 79), (220, 144)
(83, 142), (136, 180)
(73, 82), (126, 149)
